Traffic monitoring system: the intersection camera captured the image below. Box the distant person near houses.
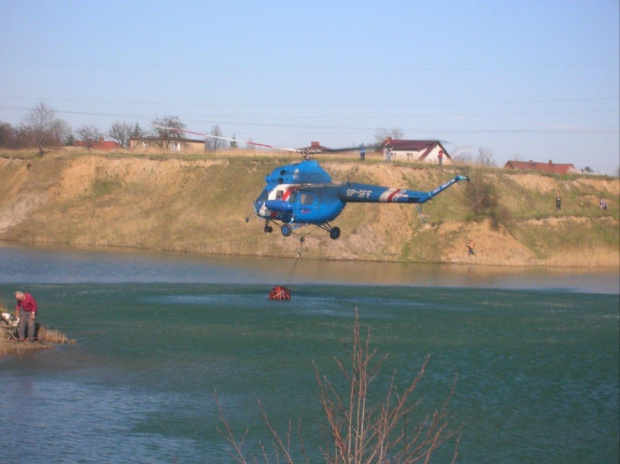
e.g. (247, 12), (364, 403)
(15, 291), (38, 343)
(359, 143), (366, 161)
(555, 193), (561, 211)
(438, 149), (444, 165)
(383, 144), (392, 161)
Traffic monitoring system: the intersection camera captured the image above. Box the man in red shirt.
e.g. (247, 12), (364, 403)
(15, 291), (38, 342)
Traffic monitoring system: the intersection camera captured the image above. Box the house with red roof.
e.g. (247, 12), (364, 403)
(383, 139), (453, 165)
(504, 160), (577, 174)
(74, 137), (123, 150)
(129, 137), (205, 152)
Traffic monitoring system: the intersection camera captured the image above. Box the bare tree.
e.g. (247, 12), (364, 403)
(151, 115), (186, 150)
(76, 124), (102, 150)
(108, 120), (134, 148)
(205, 124), (226, 151)
(476, 147), (496, 166)
(374, 127), (405, 146)
(20, 102), (71, 154)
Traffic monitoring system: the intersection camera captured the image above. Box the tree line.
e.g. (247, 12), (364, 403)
(1, 102), (500, 166)
(0, 102), (232, 153)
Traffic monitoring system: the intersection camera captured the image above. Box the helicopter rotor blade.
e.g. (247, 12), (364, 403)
(151, 125), (380, 156)
(151, 126), (300, 153)
(318, 144), (382, 153)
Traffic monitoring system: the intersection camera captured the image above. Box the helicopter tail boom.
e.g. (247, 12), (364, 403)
(425, 174), (468, 202)
(338, 175), (467, 204)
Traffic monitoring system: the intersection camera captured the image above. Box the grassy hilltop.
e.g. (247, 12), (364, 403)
(0, 149), (618, 267)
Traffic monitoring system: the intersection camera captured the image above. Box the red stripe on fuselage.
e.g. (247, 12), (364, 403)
(282, 187), (297, 201)
(387, 189), (402, 202)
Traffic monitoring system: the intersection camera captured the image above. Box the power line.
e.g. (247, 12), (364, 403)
(1, 104), (617, 135)
(0, 95), (617, 109)
(1, 59), (617, 72)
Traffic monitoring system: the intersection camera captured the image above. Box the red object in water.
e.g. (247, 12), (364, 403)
(269, 286), (291, 300)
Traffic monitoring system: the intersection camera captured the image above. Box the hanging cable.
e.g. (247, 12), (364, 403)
(285, 235), (305, 283)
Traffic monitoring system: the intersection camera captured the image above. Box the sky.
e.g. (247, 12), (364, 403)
(1, 0), (619, 174)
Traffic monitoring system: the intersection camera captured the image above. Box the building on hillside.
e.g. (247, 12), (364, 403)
(383, 139), (453, 165)
(74, 138), (123, 150)
(129, 137), (205, 153)
(504, 160), (578, 174)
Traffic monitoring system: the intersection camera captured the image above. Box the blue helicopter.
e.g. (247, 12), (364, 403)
(163, 127), (467, 239)
(254, 159), (467, 240)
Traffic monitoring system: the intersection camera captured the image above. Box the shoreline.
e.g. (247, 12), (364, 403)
(1, 244), (618, 295)
(0, 322), (75, 357)
(1, 238), (618, 270)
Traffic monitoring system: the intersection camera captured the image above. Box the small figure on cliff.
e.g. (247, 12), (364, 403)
(555, 193), (561, 211)
(15, 291), (37, 343)
(383, 143), (392, 161)
(466, 240), (475, 256)
(599, 197), (607, 210)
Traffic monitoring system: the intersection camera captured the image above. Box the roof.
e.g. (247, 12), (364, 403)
(383, 139), (452, 160)
(298, 141), (331, 152)
(504, 160), (577, 174)
(74, 139), (123, 150)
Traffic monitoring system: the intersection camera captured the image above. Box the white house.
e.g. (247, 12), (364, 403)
(383, 139), (453, 165)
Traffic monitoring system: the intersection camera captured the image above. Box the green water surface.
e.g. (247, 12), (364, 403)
(1, 283), (618, 463)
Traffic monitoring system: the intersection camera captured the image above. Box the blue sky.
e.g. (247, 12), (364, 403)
(1, 0), (618, 174)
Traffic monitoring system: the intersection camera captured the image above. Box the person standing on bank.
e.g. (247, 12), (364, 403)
(15, 291), (37, 342)
(466, 240), (475, 256)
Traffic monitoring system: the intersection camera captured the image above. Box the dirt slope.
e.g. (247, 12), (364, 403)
(0, 153), (618, 267)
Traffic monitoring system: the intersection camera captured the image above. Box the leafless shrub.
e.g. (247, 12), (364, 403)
(464, 169), (499, 216)
(316, 310), (461, 463)
(475, 147), (496, 167)
(216, 310), (462, 463)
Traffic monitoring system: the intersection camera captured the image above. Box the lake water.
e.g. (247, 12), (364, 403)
(0, 243), (618, 463)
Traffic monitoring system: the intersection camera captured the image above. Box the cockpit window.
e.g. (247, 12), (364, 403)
(257, 189), (269, 202)
(288, 192), (297, 203)
(300, 193), (314, 205)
